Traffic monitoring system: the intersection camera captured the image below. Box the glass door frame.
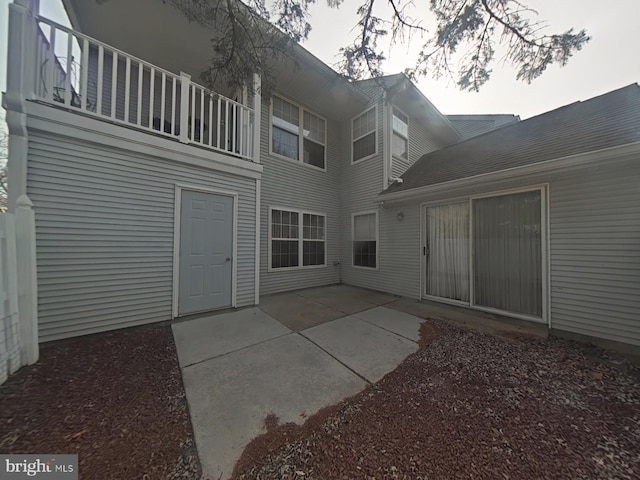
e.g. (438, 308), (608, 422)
(420, 184), (550, 326)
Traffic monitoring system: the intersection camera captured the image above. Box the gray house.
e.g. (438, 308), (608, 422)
(3, 0), (639, 353)
(380, 85), (640, 349)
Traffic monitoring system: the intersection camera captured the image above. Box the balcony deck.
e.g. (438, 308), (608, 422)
(31, 15), (257, 162)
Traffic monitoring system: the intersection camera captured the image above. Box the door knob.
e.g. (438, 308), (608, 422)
(225, 257), (231, 262)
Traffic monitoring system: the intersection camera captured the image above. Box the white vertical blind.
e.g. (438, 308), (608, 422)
(426, 203), (469, 301)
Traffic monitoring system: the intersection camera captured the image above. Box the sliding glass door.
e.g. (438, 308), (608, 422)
(425, 188), (544, 320)
(472, 190), (542, 317)
(426, 203), (469, 302)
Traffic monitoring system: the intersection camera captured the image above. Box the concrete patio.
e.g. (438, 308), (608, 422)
(172, 285), (547, 480)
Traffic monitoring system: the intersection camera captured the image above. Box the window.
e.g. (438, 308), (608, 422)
(352, 107), (377, 162)
(353, 212), (377, 268)
(271, 96), (326, 169)
(302, 213), (325, 266)
(270, 208), (326, 269)
(271, 209), (299, 268)
(392, 107), (408, 160)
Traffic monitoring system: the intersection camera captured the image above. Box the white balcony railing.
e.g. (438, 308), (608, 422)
(32, 15), (256, 161)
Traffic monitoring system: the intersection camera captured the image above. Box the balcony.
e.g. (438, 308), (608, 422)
(30, 15), (257, 161)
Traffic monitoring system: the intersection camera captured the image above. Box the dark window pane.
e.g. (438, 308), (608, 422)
(353, 241), (376, 268)
(272, 126), (299, 160)
(472, 190), (542, 317)
(303, 214), (325, 240)
(353, 132), (376, 161)
(272, 240), (299, 268)
(303, 139), (325, 168)
(303, 241), (325, 266)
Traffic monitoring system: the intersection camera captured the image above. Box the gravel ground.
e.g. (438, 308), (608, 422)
(233, 320), (640, 480)
(0, 325), (202, 479)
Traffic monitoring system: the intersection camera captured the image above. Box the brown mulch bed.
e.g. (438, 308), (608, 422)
(233, 319), (640, 480)
(0, 324), (202, 479)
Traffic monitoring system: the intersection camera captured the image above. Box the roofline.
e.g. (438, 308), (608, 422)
(386, 75), (461, 140)
(380, 140), (640, 203)
(288, 44), (369, 104)
(62, 0), (368, 105)
(60, 0), (80, 30)
(354, 74), (460, 141)
(446, 114), (521, 121)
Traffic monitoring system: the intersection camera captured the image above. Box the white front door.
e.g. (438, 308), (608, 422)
(178, 190), (233, 315)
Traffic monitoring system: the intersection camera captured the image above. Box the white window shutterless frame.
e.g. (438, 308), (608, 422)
(271, 95), (326, 170)
(352, 107), (377, 163)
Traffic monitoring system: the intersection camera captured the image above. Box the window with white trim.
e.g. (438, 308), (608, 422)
(271, 208), (326, 269)
(353, 212), (377, 268)
(352, 107), (377, 162)
(271, 96), (326, 169)
(392, 107), (408, 160)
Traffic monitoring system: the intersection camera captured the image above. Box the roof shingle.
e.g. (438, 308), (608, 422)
(384, 84), (640, 194)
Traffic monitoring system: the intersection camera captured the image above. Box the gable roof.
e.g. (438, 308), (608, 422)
(383, 83), (640, 195)
(447, 114), (520, 140)
(355, 74), (461, 145)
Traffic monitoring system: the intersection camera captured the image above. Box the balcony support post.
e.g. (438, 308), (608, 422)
(3, 0), (39, 212)
(179, 71), (191, 144)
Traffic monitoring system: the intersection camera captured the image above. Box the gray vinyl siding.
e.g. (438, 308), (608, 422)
(27, 130), (257, 342)
(342, 92), (449, 297)
(259, 95), (342, 295)
(379, 155), (640, 347)
(377, 205), (422, 298)
(391, 110), (442, 178)
(340, 89), (385, 290)
(549, 159), (640, 346)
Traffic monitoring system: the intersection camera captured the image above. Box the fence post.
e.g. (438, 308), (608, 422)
(179, 72), (191, 144)
(15, 195), (38, 365)
(0, 214), (21, 385)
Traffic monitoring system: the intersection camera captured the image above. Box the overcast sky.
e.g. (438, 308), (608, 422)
(1, 0), (639, 120)
(301, 0), (640, 118)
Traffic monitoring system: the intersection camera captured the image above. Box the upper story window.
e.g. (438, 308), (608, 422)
(270, 208), (326, 269)
(271, 96), (326, 170)
(392, 107), (409, 160)
(352, 107), (377, 163)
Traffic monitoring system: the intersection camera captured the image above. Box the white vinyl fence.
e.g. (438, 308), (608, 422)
(0, 195), (38, 385)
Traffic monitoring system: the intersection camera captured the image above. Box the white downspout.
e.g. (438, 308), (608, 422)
(382, 90), (390, 191)
(252, 73), (261, 163)
(252, 74), (262, 305)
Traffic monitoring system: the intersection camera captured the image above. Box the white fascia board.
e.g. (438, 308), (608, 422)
(380, 140), (640, 204)
(25, 102), (264, 179)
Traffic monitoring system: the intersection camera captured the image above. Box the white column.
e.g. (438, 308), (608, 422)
(15, 195), (38, 365)
(252, 73), (261, 163)
(4, 0), (39, 212)
(179, 71), (191, 144)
